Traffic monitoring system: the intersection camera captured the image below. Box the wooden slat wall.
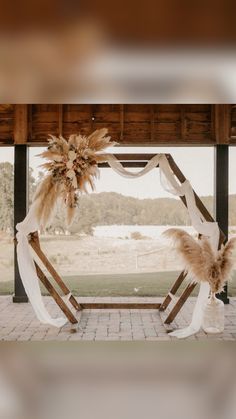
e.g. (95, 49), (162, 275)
(0, 104), (14, 144)
(0, 104), (235, 146)
(28, 104), (215, 145)
(231, 105), (236, 143)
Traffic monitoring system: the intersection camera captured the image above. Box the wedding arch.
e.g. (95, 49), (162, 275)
(16, 129), (225, 338)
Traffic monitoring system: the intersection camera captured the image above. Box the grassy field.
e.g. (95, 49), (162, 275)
(1, 270), (236, 297)
(1, 233), (236, 298)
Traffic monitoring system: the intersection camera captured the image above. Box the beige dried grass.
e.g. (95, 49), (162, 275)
(164, 228), (236, 293)
(34, 128), (115, 227)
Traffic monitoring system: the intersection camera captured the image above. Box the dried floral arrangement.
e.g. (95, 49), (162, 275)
(34, 128), (115, 226)
(164, 228), (236, 294)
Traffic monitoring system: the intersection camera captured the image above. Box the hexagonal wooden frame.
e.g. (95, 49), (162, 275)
(27, 154), (225, 327)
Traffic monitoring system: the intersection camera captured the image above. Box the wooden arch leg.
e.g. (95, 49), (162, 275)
(163, 282), (196, 325)
(29, 232), (82, 312)
(35, 263), (78, 325)
(159, 270), (187, 312)
(26, 231), (83, 328)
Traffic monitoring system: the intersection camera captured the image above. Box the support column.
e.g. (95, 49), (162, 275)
(13, 145), (28, 302)
(214, 144), (229, 304)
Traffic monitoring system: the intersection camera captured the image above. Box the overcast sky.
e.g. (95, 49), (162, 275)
(0, 146), (236, 198)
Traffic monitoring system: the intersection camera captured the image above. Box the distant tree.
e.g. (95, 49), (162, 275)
(1, 162), (236, 234)
(0, 163), (36, 233)
(28, 167), (37, 205)
(0, 162), (14, 233)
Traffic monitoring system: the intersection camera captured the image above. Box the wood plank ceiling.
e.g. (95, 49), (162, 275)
(0, 104), (234, 146)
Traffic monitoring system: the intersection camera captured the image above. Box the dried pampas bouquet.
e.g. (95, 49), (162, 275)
(34, 128), (115, 226)
(163, 228), (236, 294)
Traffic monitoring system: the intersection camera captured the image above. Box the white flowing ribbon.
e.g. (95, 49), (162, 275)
(16, 153), (220, 334)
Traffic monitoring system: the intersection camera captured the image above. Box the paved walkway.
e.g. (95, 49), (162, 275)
(0, 296), (235, 341)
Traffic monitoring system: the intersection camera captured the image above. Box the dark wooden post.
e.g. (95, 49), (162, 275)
(13, 145), (28, 302)
(214, 144), (229, 304)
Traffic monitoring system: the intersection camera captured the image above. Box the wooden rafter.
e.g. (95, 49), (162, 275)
(214, 104), (231, 144)
(120, 104), (124, 142)
(180, 105), (186, 141)
(58, 104), (63, 136)
(150, 104), (155, 142)
(14, 105), (28, 144)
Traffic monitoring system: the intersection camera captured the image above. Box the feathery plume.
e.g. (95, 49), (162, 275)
(163, 228), (236, 293)
(34, 128), (115, 226)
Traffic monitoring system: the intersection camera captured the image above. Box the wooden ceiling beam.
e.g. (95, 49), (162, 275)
(58, 104), (63, 136)
(214, 104), (231, 144)
(0, 104), (235, 146)
(120, 104), (124, 142)
(150, 105), (155, 142)
(14, 105), (28, 144)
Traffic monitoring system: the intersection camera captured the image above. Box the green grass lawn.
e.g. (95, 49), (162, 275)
(1, 270), (236, 297)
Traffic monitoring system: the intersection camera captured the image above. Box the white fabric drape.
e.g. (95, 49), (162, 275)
(16, 202), (67, 327)
(107, 154), (220, 338)
(16, 153), (220, 336)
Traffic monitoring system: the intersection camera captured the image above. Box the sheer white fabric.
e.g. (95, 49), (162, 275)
(106, 154), (161, 178)
(16, 202), (67, 327)
(107, 154), (220, 338)
(16, 153), (220, 335)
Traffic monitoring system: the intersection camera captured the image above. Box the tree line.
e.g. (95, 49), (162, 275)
(1, 162), (236, 235)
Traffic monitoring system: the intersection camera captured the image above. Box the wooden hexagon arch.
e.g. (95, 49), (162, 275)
(26, 153), (225, 330)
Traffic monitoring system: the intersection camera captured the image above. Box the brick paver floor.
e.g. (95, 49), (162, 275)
(0, 296), (236, 341)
